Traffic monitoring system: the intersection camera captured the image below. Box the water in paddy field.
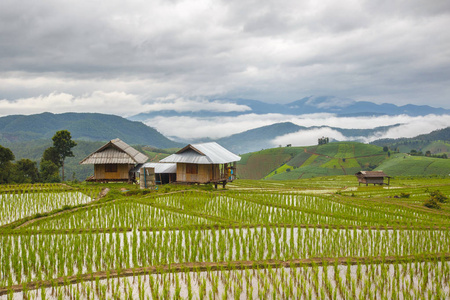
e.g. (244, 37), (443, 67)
(3, 261), (449, 299)
(0, 192), (93, 226)
(2, 227), (448, 287)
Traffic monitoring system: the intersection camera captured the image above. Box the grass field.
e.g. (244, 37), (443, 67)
(1, 176), (450, 299)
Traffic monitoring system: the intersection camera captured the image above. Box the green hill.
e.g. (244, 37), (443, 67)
(237, 142), (450, 180)
(375, 154), (450, 176)
(0, 112), (181, 148)
(371, 127), (450, 156)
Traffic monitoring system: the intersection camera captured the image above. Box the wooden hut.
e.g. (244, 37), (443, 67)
(160, 142), (240, 188)
(355, 171), (391, 186)
(80, 138), (148, 182)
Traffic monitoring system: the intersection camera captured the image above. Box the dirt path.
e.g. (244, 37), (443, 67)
(1, 253), (448, 295)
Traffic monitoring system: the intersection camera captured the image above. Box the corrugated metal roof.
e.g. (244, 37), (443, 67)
(139, 163), (177, 174)
(80, 138), (148, 165)
(160, 142), (240, 164)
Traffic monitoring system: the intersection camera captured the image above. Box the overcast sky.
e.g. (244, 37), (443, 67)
(0, 0), (449, 118)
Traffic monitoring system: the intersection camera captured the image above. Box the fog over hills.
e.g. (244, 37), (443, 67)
(129, 96), (450, 120)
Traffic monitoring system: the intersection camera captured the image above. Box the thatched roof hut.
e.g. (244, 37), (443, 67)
(355, 170), (390, 186)
(80, 138), (148, 182)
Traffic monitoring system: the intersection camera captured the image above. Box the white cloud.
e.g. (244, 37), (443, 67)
(369, 114), (450, 140)
(143, 113), (450, 141)
(272, 128), (347, 147)
(0, 92), (251, 117)
(143, 96), (251, 113)
(1, 0), (450, 108)
(271, 114), (450, 146)
(0, 91), (143, 117)
(145, 114), (286, 140)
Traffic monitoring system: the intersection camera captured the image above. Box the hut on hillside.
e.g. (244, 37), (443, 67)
(355, 171), (391, 186)
(80, 138), (148, 182)
(160, 142), (241, 188)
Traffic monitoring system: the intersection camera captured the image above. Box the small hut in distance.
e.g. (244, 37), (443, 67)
(355, 171), (391, 186)
(80, 138), (148, 183)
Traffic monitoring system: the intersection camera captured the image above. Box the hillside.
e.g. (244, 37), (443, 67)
(371, 127), (450, 156)
(0, 112), (181, 148)
(374, 154), (450, 176)
(237, 142), (450, 180)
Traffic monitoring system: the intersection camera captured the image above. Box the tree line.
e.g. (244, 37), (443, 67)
(0, 130), (76, 184)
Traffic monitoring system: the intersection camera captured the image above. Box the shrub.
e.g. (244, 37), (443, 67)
(423, 189), (448, 209)
(429, 190), (448, 203)
(424, 198), (441, 209)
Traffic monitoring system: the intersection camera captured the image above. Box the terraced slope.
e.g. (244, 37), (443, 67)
(237, 142), (389, 180)
(237, 142), (450, 180)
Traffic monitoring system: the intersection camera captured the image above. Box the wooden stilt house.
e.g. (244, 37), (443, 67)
(80, 138), (148, 182)
(355, 171), (391, 186)
(160, 142), (241, 187)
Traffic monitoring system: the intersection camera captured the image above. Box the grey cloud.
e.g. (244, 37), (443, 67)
(0, 0), (449, 109)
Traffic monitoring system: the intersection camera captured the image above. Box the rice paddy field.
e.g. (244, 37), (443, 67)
(1, 176), (450, 299)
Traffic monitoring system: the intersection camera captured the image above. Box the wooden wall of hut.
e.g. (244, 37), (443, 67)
(94, 164), (132, 180)
(176, 163), (221, 183)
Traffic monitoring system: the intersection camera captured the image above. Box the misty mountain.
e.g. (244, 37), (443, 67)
(129, 96), (450, 121)
(214, 122), (402, 154)
(371, 127), (450, 146)
(0, 112), (181, 148)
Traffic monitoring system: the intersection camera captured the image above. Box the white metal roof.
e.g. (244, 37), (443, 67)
(160, 142), (241, 164)
(140, 163), (177, 173)
(80, 138), (148, 165)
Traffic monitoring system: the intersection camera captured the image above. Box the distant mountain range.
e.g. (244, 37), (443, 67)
(129, 96), (450, 120)
(0, 112), (181, 148)
(1, 111), (449, 181)
(214, 122), (402, 154)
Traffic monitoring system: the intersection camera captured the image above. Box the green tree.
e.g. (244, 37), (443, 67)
(52, 130), (77, 181)
(0, 145), (15, 183)
(42, 147), (61, 167)
(13, 159), (40, 183)
(383, 146), (389, 152)
(39, 160), (61, 183)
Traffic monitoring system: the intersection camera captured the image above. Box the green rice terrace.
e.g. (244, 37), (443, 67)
(1, 176), (450, 299)
(237, 142), (450, 180)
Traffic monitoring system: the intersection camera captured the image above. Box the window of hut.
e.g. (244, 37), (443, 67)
(186, 164), (198, 174)
(105, 164), (118, 173)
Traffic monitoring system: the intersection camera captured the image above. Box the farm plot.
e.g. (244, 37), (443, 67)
(1, 180), (450, 298)
(0, 188), (101, 226)
(6, 259), (450, 300)
(24, 201), (215, 230)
